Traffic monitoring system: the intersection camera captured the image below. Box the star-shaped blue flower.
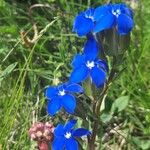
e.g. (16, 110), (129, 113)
(93, 3), (134, 35)
(52, 119), (91, 150)
(45, 82), (83, 116)
(70, 35), (108, 88)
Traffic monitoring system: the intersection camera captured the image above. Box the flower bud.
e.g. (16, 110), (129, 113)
(96, 28), (130, 57)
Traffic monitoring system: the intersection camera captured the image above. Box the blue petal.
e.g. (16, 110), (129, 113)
(84, 8), (95, 18)
(73, 128), (91, 137)
(61, 94), (76, 114)
(120, 3), (133, 18)
(111, 3), (121, 11)
(52, 137), (65, 150)
(65, 83), (83, 93)
(65, 138), (78, 150)
(54, 124), (64, 137)
(93, 5), (110, 21)
(117, 14), (134, 35)
(91, 66), (106, 88)
(70, 65), (89, 83)
(57, 83), (66, 92)
(47, 97), (61, 116)
(93, 13), (115, 33)
(45, 87), (58, 99)
(64, 119), (77, 132)
(96, 60), (109, 72)
(84, 35), (98, 61)
(73, 14), (94, 36)
(71, 54), (85, 69)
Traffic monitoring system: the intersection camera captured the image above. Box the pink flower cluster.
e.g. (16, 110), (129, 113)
(29, 122), (54, 150)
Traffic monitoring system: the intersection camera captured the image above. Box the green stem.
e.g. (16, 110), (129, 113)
(88, 85), (109, 150)
(88, 61), (117, 149)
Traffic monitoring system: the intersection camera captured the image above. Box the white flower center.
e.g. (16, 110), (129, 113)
(112, 9), (121, 17)
(58, 90), (65, 96)
(64, 132), (71, 139)
(85, 10), (94, 21)
(86, 61), (95, 69)
(89, 15), (94, 20)
(85, 14), (94, 20)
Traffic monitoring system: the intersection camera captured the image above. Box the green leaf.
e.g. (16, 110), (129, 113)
(101, 113), (112, 123)
(82, 78), (94, 100)
(0, 62), (18, 82)
(111, 96), (129, 113)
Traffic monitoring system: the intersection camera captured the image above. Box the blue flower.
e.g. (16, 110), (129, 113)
(45, 82), (83, 116)
(70, 35), (108, 88)
(73, 4), (134, 36)
(73, 8), (95, 36)
(93, 3), (134, 35)
(52, 119), (91, 150)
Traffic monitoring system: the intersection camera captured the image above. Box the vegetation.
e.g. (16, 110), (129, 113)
(0, 0), (150, 149)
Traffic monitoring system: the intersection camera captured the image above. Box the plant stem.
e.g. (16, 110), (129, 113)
(88, 60), (117, 149)
(88, 85), (109, 150)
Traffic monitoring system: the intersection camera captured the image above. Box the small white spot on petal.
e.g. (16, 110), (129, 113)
(116, 9), (121, 14)
(64, 132), (71, 139)
(58, 90), (65, 96)
(85, 10), (94, 21)
(112, 9), (121, 17)
(86, 61), (95, 69)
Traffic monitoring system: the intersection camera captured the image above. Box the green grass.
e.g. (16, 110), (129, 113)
(0, 0), (150, 149)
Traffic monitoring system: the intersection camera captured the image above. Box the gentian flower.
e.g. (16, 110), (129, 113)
(73, 8), (94, 36)
(93, 3), (134, 35)
(73, 3), (134, 36)
(70, 35), (108, 88)
(45, 82), (83, 116)
(52, 119), (91, 150)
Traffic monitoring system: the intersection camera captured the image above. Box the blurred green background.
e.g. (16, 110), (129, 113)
(0, 0), (150, 149)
